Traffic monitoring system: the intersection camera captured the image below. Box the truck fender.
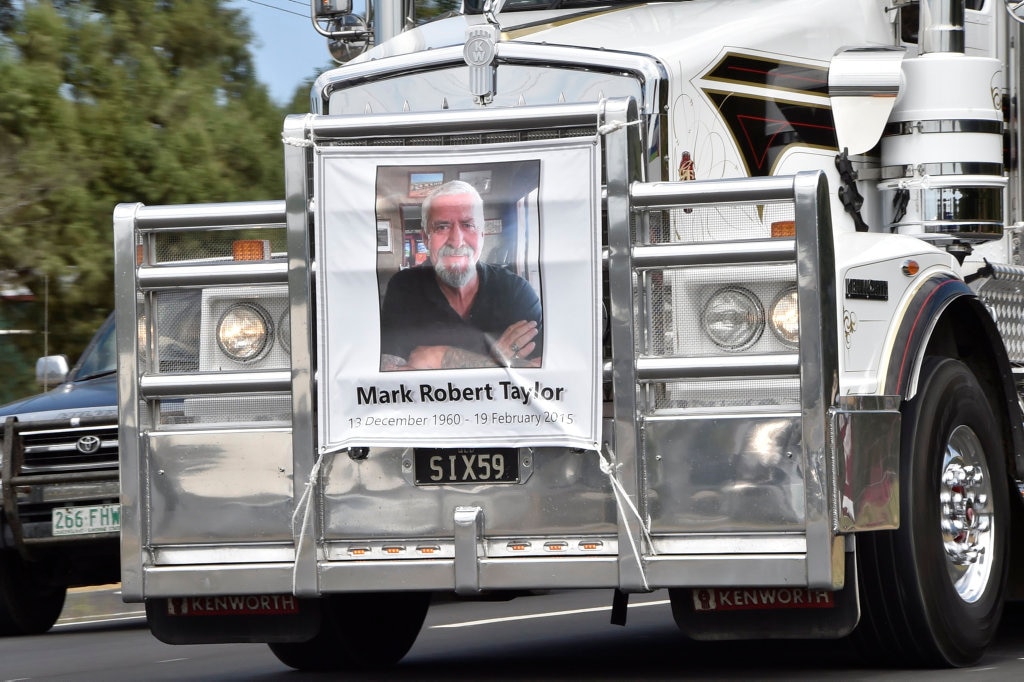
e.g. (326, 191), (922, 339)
(883, 273), (1024, 479)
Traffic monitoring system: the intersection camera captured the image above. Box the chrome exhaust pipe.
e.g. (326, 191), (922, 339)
(919, 0), (964, 55)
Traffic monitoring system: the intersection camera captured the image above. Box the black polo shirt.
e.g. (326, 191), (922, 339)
(379, 263), (542, 364)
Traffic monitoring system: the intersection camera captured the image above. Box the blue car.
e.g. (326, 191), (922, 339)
(0, 313), (118, 635)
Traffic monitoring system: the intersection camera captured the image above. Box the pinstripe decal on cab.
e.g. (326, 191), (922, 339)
(698, 52), (837, 177)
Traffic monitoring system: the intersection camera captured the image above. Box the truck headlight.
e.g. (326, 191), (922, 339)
(217, 303), (273, 362)
(702, 287), (764, 351)
(277, 310), (291, 354)
(768, 288), (799, 347)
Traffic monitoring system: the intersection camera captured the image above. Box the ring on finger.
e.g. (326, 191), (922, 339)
(511, 343), (520, 354)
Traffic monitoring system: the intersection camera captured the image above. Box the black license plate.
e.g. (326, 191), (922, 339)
(414, 448), (519, 485)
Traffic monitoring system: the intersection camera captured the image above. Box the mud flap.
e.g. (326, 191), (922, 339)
(146, 595), (321, 644)
(671, 551), (859, 640)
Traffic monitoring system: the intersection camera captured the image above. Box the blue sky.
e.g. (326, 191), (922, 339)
(231, 0), (341, 106)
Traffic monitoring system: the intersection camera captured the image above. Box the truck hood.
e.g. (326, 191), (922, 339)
(352, 0), (887, 70)
(0, 374), (117, 423)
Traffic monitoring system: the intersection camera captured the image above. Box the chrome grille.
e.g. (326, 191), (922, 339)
(18, 423), (118, 474)
(329, 126), (597, 147)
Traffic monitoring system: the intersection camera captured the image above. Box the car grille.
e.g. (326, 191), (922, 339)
(17, 422), (119, 474)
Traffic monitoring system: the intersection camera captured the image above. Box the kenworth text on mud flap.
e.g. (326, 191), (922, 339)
(113, 0), (1024, 670)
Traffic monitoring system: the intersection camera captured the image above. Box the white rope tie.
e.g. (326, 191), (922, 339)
(596, 118), (642, 136)
(896, 174), (932, 190)
(282, 133), (314, 148)
(596, 443), (655, 591)
(282, 113), (316, 148)
(292, 450), (326, 593)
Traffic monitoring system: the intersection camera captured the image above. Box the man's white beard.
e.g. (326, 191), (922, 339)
(434, 246), (477, 288)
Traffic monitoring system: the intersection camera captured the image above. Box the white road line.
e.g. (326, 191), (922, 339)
(430, 598), (670, 629)
(53, 613), (146, 628)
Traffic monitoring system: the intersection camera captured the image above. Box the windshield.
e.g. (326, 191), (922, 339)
(73, 315), (117, 381)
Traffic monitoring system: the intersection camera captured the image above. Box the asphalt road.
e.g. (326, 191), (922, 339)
(3, 587), (1024, 680)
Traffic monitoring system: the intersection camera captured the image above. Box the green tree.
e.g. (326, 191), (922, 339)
(417, 0), (461, 21)
(0, 0), (13, 32)
(0, 0), (287, 403)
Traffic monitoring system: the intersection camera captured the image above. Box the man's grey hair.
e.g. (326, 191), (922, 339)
(421, 180), (485, 232)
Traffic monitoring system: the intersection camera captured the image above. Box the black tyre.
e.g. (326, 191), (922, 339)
(855, 356), (1009, 667)
(268, 591), (431, 671)
(0, 552), (67, 636)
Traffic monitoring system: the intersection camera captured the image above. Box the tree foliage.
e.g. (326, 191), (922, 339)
(416, 0), (461, 21)
(0, 0), (290, 403)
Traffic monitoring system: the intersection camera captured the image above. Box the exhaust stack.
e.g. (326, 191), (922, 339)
(919, 0), (964, 55)
(878, 0), (1004, 258)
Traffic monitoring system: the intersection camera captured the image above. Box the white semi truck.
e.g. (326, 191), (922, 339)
(113, 0), (1024, 669)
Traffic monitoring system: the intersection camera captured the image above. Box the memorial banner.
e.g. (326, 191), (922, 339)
(315, 138), (601, 453)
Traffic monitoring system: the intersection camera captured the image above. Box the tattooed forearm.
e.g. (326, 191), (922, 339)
(380, 354), (410, 371)
(441, 347), (496, 369)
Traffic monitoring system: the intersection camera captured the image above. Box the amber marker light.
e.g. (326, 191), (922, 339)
(233, 239), (270, 261)
(383, 546), (406, 555)
(579, 540), (604, 551)
(771, 220), (796, 238)
(902, 260), (920, 276)
(507, 541), (531, 552)
(417, 545), (440, 555)
(544, 541), (567, 552)
(348, 547), (370, 556)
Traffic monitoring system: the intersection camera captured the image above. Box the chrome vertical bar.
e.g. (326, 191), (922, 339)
(453, 506), (483, 595)
(283, 114), (320, 597)
(603, 96), (649, 592)
(113, 202), (144, 601)
(794, 170), (842, 589)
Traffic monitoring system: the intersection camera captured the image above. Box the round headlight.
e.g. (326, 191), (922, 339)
(217, 303), (273, 362)
(702, 287), (764, 351)
(769, 288), (799, 347)
(277, 310), (291, 354)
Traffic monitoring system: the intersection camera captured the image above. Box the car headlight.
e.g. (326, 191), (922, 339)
(769, 288), (799, 347)
(217, 303), (273, 362)
(702, 287), (764, 351)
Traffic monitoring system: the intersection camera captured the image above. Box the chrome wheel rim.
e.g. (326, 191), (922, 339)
(939, 424), (995, 603)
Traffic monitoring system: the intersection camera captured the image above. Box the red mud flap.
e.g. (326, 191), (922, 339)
(670, 552), (860, 639)
(146, 595), (321, 644)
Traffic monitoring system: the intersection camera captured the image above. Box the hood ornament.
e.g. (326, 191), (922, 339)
(465, 0), (504, 105)
(483, 0), (507, 25)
